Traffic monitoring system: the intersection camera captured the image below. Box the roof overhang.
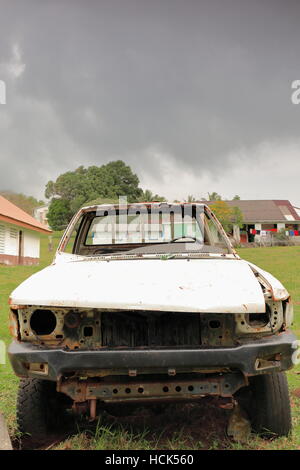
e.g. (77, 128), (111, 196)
(0, 214), (52, 234)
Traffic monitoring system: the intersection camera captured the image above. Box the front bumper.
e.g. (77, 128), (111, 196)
(8, 330), (298, 381)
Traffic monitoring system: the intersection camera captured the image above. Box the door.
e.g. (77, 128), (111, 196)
(18, 230), (23, 264)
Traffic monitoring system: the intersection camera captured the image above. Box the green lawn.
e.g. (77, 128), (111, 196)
(0, 240), (300, 449)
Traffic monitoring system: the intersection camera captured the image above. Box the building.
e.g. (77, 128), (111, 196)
(207, 199), (300, 243)
(0, 196), (52, 265)
(34, 204), (50, 228)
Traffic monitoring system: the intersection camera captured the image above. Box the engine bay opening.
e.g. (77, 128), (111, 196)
(247, 307), (270, 328)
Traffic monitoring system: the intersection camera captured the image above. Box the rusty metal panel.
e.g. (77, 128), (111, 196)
(58, 372), (247, 403)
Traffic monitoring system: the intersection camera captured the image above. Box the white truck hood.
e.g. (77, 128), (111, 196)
(10, 257), (267, 313)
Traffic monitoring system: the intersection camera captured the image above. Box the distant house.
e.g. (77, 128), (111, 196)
(206, 200), (300, 243)
(34, 204), (50, 228)
(0, 196), (52, 265)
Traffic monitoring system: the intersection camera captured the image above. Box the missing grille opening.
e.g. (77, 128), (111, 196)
(100, 310), (201, 348)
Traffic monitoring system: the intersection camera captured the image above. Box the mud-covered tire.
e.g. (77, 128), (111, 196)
(249, 371), (292, 438)
(17, 378), (70, 442)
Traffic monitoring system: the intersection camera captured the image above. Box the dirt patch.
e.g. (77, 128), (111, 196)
(292, 388), (300, 398)
(17, 397), (233, 450)
(109, 398), (231, 449)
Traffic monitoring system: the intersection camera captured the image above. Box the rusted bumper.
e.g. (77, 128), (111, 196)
(58, 373), (247, 403)
(8, 330), (297, 381)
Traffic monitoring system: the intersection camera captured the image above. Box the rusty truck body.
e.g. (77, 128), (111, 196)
(8, 203), (298, 440)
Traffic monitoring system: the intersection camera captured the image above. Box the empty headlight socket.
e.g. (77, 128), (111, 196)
(18, 307), (65, 342)
(235, 300), (283, 335)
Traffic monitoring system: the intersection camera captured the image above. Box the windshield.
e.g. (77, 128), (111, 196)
(62, 204), (232, 256)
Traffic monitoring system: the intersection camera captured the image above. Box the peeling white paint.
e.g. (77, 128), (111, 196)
(247, 262), (289, 301)
(10, 257), (267, 313)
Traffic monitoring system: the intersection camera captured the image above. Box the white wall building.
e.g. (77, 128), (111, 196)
(0, 196), (52, 265)
(34, 205), (50, 228)
(206, 199), (300, 244)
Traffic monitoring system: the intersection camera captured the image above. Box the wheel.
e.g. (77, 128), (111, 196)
(238, 371), (292, 438)
(17, 378), (71, 443)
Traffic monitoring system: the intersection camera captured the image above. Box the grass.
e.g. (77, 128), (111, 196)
(0, 239), (300, 449)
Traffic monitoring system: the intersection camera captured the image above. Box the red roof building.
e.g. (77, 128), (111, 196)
(0, 196), (52, 265)
(206, 199), (300, 244)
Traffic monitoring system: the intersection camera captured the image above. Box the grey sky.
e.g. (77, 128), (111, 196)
(0, 0), (300, 203)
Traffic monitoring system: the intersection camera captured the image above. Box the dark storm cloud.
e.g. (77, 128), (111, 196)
(0, 0), (300, 199)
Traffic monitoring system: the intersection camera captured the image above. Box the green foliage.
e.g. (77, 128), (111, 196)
(273, 228), (289, 241)
(185, 195), (197, 203)
(139, 189), (166, 202)
(210, 201), (232, 231)
(100, 161), (143, 201)
(208, 192), (222, 201)
(45, 160), (144, 229)
(233, 195), (241, 200)
(272, 228), (291, 246)
(47, 198), (73, 231)
(83, 197), (119, 207)
(210, 200), (244, 232)
(45, 161), (143, 203)
(44, 181), (56, 200)
(231, 206), (244, 228)
(0, 191), (44, 216)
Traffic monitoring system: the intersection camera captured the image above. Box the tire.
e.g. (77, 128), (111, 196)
(248, 371), (292, 438)
(17, 378), (71, 443)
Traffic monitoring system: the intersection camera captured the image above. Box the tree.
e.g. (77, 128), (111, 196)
(84, 197), (119, 206)
(210, 200), (243, 233)
(233, 195), (241, 200)
(210, 201), (232, 231)
(45, 161), (142, 203)
(99, 161), (143, 202)
(45, 166), (90, 203)
(47, 198), (73, 231)
(231, 206), (244, 228)
(185, 195), (197, 203)
(139, 189), (166, 202)
(0, 191), (44, 216)
(208, 192), (222, 201)
(45, 161), (145, 229)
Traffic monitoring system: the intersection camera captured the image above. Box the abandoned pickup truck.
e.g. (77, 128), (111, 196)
(8, 202), (298, 440)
